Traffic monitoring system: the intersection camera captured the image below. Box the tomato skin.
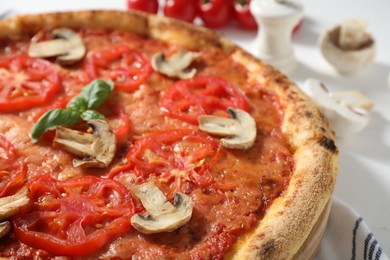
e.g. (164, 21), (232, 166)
(198, 0), (233, 28)
(109, 129), (221, 195)
(85, 45), (152, 92)
(13, 175), (137, 257)
(164, 0), (198, 23)
(0, 135), (17, 165)
(0, 163), (27, 198)
(234, 0), (258, 30)
(0, 56), (60, 112)
(160, 76), (249, 124)
(293, 18), (304, 34)
(126, 0), (159, 14)
(0, 136), (27, 198)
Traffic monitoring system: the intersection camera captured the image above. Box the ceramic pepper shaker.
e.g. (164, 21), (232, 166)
(250, 0), (304, 75)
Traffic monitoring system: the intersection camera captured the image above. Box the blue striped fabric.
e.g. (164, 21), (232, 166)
(315, 197), (388, 260)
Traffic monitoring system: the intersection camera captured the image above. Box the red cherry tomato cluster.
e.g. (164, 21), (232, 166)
(126, 0), (303, 31)
(127, 0), (260, 30)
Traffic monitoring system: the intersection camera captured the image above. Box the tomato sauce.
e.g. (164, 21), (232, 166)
(0, 29), (293, 259)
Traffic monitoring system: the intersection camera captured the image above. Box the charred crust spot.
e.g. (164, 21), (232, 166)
(305, 111), (313, 118)
(259, 240), (276, 258)
(319, 136), (337, 153)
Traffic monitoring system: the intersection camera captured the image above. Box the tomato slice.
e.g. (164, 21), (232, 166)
(13, 175), (136, 256)
(85, 45), (152, 92)
(0, 56), (60, 112)
(110, 129), (220, 194)
(0, 136), (26, 198)
(160, 76), (248, 124)
(0, 162), (27, 198)
(0, 135), (17, 165)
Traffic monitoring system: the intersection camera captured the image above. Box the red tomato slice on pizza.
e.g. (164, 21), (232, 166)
(160, 76), (249, 124)
(0, 56), (60, 112)
(0, 163), (27, 198)
(85, 45), (152, 92)
(13, 175), (137, 256)
(110, 129), (220, 194)
(0, 135), (27, 198)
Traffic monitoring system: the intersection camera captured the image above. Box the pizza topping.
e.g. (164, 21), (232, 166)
(0, 189), (30, 221)
(302, 78), (372, 137)
(85, 45), (152, 92)
(151, 49), (200, 79)
(28, 28), (86, 65)
(0, 221), (10, 239)
(30, 79), (114, 142)
(0, 56), (60, 112)
(198, 107), (256, 149)
(130, 182), (193, 234)
(12, 175), (135, 257)
(160, 76), (249, 124)
(53, 119), (116, 168)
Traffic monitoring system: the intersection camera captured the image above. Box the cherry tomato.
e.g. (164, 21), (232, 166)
(163, 0), (198, 23)
(126, 0), (159, 14)
(198, 0), (233, 28)
(234, 0), (257, 30)
(293, 18), (304, 34)
(85, 45), (152, 93)
(0, 56), (60, 112)
(160, 76), (248, 124)
(13, 175), (136, 256)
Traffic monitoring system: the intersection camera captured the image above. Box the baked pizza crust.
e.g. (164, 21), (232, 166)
(0, 10), (338, 259)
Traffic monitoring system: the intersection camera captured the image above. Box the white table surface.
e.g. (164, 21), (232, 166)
(1, 0), (389, 256)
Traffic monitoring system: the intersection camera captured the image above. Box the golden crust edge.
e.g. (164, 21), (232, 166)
(0, 10), (338, 259)
(226, 51), (338, 259)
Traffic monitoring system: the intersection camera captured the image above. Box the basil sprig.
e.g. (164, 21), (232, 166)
(30, 79), (114, 143)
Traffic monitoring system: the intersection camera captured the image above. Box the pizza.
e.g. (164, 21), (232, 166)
(0, 10), (338, 259)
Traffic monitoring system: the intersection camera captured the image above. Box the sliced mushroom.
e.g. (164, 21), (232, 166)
(52, 119), (116, 168)
(301, 78), (371, 138)
(0, 189), (30, 222)
(332, 90), (373, 110)
(198, 108), (257, 150)
(319, 20), (375, 74)
(0, 221), (11, 239)
(130, 182), (193, 234)
(28, 28), (86, 65)
(151, 49), (200, 79)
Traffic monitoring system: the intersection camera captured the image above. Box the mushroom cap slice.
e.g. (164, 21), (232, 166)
(0, 189), (30, 222)
(28, 27), (86, 65)
(0, 221), (11, 239)
(301, 78), (370, 138)
(130, 182), (193, 234)
(151, 49), (200, 79)
(198, 108), (257, 150)
(53, 119), (116, 168)
(319, 20), (375, 74)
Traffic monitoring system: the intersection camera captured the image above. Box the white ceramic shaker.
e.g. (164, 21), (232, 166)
(250, 0), (303, 75)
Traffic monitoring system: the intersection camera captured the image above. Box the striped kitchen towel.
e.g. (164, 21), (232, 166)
(316, 197), (388, 260)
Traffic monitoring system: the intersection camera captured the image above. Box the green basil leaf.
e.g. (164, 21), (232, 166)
(79, 79), (114, 109)
(30, 109), (81, 143)
(67, 96), (87, 113)
(80, 110), (105, 121)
